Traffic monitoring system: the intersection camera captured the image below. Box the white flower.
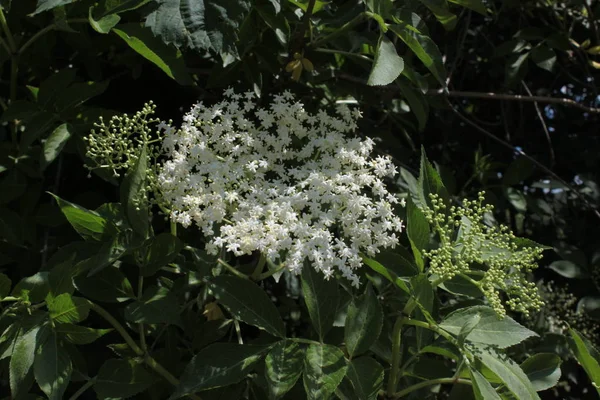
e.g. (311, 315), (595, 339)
(158, 90), (404, 286)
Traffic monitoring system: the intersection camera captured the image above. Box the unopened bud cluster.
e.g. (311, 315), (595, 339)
(158, 89), (405, 286)
(423, 192), (544, 317)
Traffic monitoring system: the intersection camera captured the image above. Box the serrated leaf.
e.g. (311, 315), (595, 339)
(301, 266), (340, 342)
(417, 148), (449, 209)
(397, 77), (428, 131)
(54, 324), (112, 345)
(145, 0), (251, 61)
(12, 272), (50, 303)
(33, 332), (72, 400)
(89, 6), (121, 34)
(520, 353), (561, 392)
(440, 306), (537, 348)
(470, 368), (502, 400)
(49, 193), (107, 241)
(10, 325), (43, 398)
(113, 24), (192, 84)
(41, 123), (72, 169)
(457, 312), (481, 347)
(172, 343), (270, 398)
(475, 346), (540, 400)
(48, 294), (91, 325)
(345, 286), (383, 358)
(568, 329), (600, 396)
(120, 144), (149, 238)
(303, 344), (347, 400)
(209, 275), (285, 338)
(389, 23), (446, 87)
(530, 45), (556, 72)
(265, 340), (304, 399)
(367, 34), (404, 86)
(346, 357), (384, 400)
(94, 359), (155, 400)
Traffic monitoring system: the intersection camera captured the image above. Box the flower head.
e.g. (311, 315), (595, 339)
(158, 90), (403, 286)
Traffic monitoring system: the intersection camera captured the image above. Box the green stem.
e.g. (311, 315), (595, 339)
(309, 12), (372, 48)
(170, 220), (177, 236)
(137, 276), (147, 352)
(393, 377), (472, 398)
(218, 258), (249, 280)
(401, 318), (457, 344)
(387, 298), (419, 395)
(256, 260), (286, 281)
(0, 6), (17, 52)
(68, 377), (97, 400)
(251, 253), (267, 280)
(18, 18), (88, 55)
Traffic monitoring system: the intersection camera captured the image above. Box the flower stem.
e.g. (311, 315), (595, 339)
(393, 377), (472, 398)
(218, 258), (249, 280)
(386, 298), (418, 395)
(251, 253), (267, 280)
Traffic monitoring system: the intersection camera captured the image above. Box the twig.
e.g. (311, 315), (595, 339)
(426, 89), (600, 114)
(445, 98), (600, 219)
(521, 81), (555, 166)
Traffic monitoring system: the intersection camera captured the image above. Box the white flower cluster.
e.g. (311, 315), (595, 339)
(158, 90), (404, 286)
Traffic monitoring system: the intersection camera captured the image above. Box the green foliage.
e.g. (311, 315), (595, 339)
(0, 0), (597, 397)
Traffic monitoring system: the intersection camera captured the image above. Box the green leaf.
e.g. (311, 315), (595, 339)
(505, 52), (529, 87)
(48, 252), (79, 296)
(568, 329), (600, 396)
(367, 34), (404, 86)
(439, 306), (538, 348)
(406, 196), (429, 271)
(54, 324), (112, 345)
(32, 0), (76, 15)
(549, 260), (588, 279)
(113, 24), (192, 84)
(457, 312), (481, 347)
(37, 69), (77, 108)
(48, 294), (91, 324)
(475, 346), (540, 400)
(0, 272), (11, 299)
(94, 358), (155, 400)
(0, 100), (40, 122)
(418, 0), (457, 30)
(345, 285), (383, 358)
(389, 23), (447, 87)
(530, 45), (556, 72)
(120, 144), (149, 238)
(520, 353), (561, 392)
(89, 6), (121, 34)
(417, 148), (449, 209)
(374, 248), (419, 277)
(98, 0), (151, 15)
(362, 256), (410, 293)
(10, 325), (43, 398)
(439, 274), (483, 297)
(346, 357), (384, 400)
(265, 340), (304, 399)
(85, 232), (128, 276)
(49, 193), (107, 241)
(55, 80), (110, 112)
(255, 2), (290, 46)
(448, 0), (487, 14)
(12, 273), (50, 303)
(172, 343), (270, 398)
(209, 275), (285, 337)
(41, 123), (72, 169)
(303, 344), (348, 400)
(33, 332), (72, 400)
(124, 286), (181, 325)
(145, 0), (252, 61)
(142, 233), (184, 276)
(502, 156), (535, 186)
(411, 275), (435, 348)
(301, 266), (340, 342)
(578, 296), (600, 319)
(470, 368), (502, 400)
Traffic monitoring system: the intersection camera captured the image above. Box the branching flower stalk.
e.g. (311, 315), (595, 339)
(422, 192), (544, 318)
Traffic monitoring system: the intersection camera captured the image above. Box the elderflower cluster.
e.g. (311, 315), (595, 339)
(158, 90), (404, 286)
(423, 192), (544, 317)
